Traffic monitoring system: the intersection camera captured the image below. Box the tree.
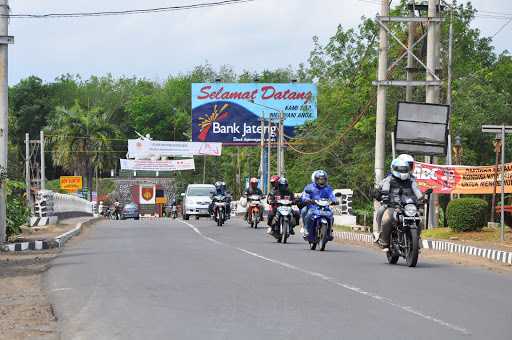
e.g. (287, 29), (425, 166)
(46, 104), (120, 197)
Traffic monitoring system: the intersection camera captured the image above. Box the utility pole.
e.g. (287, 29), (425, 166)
(40, 130), (46, 190)
(426, 0), (441, 228)
(446, 2), (454, 169)
(0, 0), (12, 242)
(373, 0), (390, 233)
(373, 0), (444, 232)
(25, 133), (32, 212)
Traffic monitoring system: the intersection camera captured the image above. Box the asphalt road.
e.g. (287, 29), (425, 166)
(45, 217), (512, 340)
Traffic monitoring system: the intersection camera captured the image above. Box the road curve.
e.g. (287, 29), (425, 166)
(45, 217), (512, 340)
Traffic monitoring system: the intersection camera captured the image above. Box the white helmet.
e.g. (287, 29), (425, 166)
(391, 158), (410, 181)
(398, 154), (415, 173)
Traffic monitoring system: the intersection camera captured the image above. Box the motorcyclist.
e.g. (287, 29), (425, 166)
(301, 170), (337, 239)
(113, 199), (121, 220)
(243, 177), (264, 221)
(267, 177), (298, 235)
(375, 158), (424, 250)
(374, 154), (417, 237)
(209, 181), (231, 219)
(270, 175), (280, 191)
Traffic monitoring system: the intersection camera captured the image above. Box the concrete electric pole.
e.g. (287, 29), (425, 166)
(373, 0), (443, 231)
(0, 0), (12, 243)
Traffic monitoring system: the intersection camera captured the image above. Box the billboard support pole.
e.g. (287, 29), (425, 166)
(259, 116), (265, 188)
(25, 133), (32, 213)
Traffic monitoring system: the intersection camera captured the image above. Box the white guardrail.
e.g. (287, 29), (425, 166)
(31, 190), (94, 226)
(52, 192), (94, 215)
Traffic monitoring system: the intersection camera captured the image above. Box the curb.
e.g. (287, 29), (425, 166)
(1, 216), (102, 252)
(333, 231), (512, 265)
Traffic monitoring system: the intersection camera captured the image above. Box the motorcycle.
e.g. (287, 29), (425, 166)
(212, 195), (227, 227)
(386, 189), (432, 267)
(247, 194), (263, 229)
(171, 205), (178, 219)
(306, 196), (339, 251)
(271, 196), (294, 244)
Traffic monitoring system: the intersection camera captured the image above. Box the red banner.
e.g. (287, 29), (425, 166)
(414, 162), (512, 194)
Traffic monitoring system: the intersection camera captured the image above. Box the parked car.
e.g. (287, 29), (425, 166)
(181, 184), (216, 220)
(121, 202), (140, 220)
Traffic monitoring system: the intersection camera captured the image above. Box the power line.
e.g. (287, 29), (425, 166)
(4, 0), (256, 19)
(492, 17), (512, 38)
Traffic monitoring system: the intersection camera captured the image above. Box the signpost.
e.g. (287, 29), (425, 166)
(60, 176), (83, 193)
(481, 124), (512, 241)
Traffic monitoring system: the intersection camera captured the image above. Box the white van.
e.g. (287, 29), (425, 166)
(181, 184), (216, 220)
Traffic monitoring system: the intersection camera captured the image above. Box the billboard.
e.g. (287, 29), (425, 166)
(414, 162), (512, 194)
(127, 139), (222, 159)
(60, 176), (83, 192)
(395, 102), (449, 156)
(120, 159), (195, 171)
(191, 83), (317, 144)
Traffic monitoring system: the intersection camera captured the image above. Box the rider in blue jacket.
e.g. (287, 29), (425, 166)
(301, 170), (337, 240)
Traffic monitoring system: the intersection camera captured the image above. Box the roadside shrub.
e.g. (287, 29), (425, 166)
(446, 198), (488, 232)
(5, 180), (29, 238)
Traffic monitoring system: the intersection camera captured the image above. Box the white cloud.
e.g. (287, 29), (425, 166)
(7, 0), (512, 84)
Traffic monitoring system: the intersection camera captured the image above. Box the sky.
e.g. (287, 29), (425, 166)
(7, 0), (512, 84)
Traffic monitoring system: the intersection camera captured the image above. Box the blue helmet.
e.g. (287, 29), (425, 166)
(312, 170), (328, 188)
(391, 158), (410, 181)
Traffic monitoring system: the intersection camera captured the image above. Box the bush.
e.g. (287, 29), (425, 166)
(5, 180), (29, 237)
(446, 198), (488, 232)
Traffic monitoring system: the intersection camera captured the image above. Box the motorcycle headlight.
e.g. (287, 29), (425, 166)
(404, 204), (417, 217)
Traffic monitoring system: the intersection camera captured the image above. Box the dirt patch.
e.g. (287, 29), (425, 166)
(334, 238), (512, 274)
(0, 252), (59, 340)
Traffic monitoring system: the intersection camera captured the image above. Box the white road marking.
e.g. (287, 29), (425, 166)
(178, 219), (470, 336)
(51, 288), (73, 292)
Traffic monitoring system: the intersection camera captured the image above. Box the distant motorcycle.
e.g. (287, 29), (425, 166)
(386, 189), (432, 267)
(247, 194), (263, 229)
(212, 194), (227, 227)
(171, 205), (178, 219)
(271, 196), (293, 244)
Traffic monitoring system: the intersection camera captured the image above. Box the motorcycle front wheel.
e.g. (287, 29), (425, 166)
(281, 220), (289, 244)
(318, 222), (330, 251)
(405, 228), (419, 267)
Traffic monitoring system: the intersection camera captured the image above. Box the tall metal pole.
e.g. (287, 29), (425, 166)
(446, 3), (454, 167)
(276, 115), (282, 177)
(25, 133), (32, 212)
(259, 116), (265, 187)
(491, 137), (501, 223)
(279, 110), (285, 177)
(373, 0), (390, 232)
(40, 130), (46, 190)
(500, 125), (505, 242)
(406, 3), (416, 101)
(267, 119), (272, 193)
(0, 0), (9, 242)
(202, 155), (206, 184)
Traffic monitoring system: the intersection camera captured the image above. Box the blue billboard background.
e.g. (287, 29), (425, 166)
(191, 83), (317, 145)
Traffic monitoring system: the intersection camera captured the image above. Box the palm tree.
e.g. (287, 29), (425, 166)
(46, 103), (120, 198)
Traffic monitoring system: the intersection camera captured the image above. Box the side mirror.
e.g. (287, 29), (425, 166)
(425, 188), (433, 195)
